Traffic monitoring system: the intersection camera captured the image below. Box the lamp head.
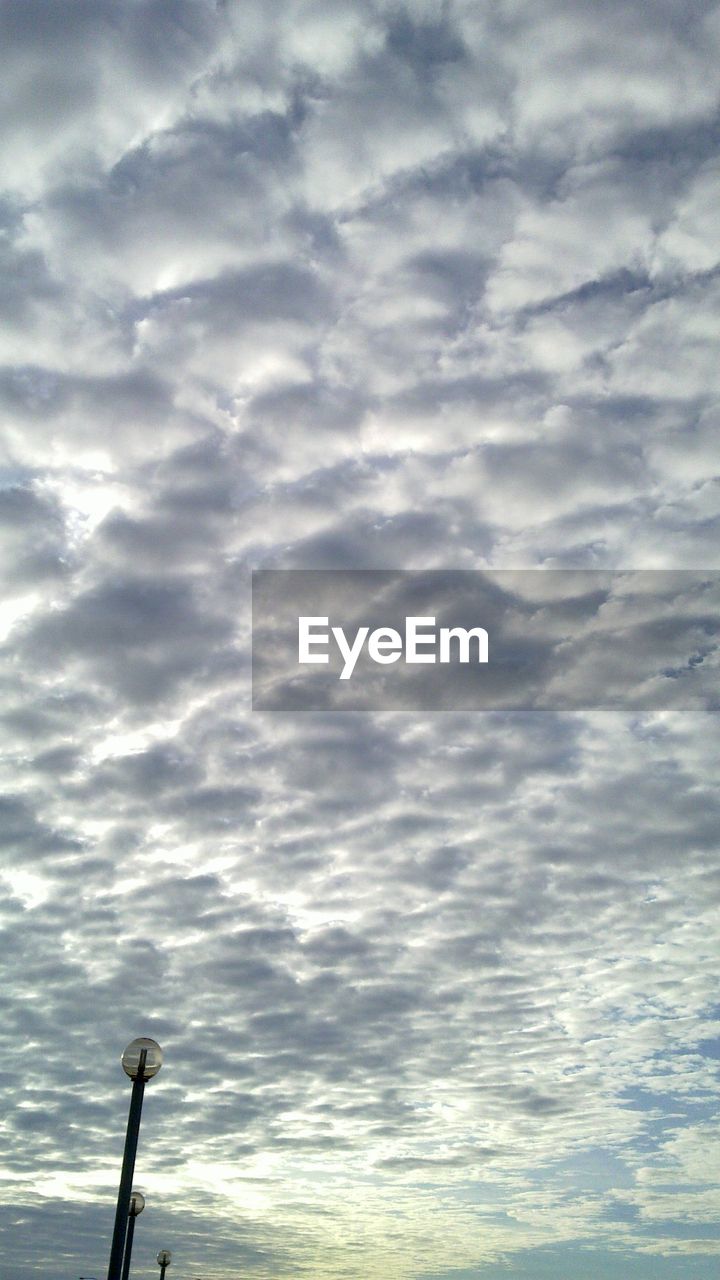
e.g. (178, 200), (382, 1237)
(121, 1037), (163, 1080)
(129, 1190), (145, 1216)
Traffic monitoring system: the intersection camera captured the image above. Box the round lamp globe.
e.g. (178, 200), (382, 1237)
(121, 1037), (163, 1080)
(129, 1191), (145, 1216)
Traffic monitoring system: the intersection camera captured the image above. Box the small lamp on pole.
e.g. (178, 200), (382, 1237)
(120, 1190), (145, 1280)
(157, 1249), (172, 1280)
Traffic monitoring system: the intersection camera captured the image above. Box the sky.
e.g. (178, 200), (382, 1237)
(0, 1), (719, 1278)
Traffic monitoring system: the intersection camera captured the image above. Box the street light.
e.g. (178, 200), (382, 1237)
(120, 1190), (145, 1280)
(106, 1038), (163, 1280)
(157, 1249), (172, 1280)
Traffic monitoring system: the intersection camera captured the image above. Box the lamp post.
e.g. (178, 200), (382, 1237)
(120, 1190), (145, 1280)
(106, 1038), (163, 1280)
(157, 1249), (172, 1280)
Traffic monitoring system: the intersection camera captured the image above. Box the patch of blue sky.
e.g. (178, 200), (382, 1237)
(639, 1222), (720, 1241)
(694, 1035), (720, 1060)
(620, 1084), (717, 1122)
(452, 1148), (635, 1210)
(538, 1146), (635, 1192)
(423, 1242), (720, 1280)
(598, 1196), (639, 1222)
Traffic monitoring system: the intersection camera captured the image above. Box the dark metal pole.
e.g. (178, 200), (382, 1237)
(159, 1264), (168, 1280)
(107, 1051), (147, 1280)
(120, 1209), (136, 1280)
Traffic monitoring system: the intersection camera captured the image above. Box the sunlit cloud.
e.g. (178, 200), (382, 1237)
(1, 2), (719, 1278)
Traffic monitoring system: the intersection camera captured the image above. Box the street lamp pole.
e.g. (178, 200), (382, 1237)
(120, 1190), (145, 1280)
(107, 1039), (163, 1280)
(157, 1249), (172, 1280)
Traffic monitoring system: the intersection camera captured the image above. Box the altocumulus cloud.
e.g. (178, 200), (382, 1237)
(0, 2), (719, 1279)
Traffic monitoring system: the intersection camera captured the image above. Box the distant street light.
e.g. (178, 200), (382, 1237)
(120, 1190), (145, 1280)
(157, 1249), (172, 1280)
(106, 1038), (163, 1280)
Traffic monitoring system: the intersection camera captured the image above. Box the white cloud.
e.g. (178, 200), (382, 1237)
(1, 2), (719, 1278)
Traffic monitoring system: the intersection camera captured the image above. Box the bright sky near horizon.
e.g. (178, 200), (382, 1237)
(1, 2), (719, 1278)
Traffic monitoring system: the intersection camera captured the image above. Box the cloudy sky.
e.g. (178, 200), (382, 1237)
(1, 1), (720, 1278)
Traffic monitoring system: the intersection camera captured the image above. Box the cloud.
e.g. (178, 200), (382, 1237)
(1, 1), (719, 1278)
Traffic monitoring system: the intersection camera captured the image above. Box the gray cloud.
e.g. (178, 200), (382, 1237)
(1, 1), (719, 1278)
